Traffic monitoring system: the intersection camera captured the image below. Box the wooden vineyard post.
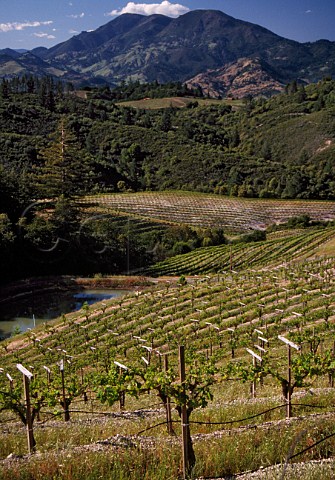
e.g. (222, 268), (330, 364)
(292, 311), (303, 332)
(331, 341), (335, 388)
(278, 336), (300, 418)
(60, 359), (70, 422)
(254, 344), (266, 387)
(246, 348), (262, 398)
(191, 286), (195, 312)
(6, 373), (14, 392)
(119, 370), (125, 410)
(164, 354), (174, 435)
(287, 344), (292, 418)
(16, 364), (35, 454)
(252, 356), (256, 398)
(205, 322), (213, 357)
(43, 365), (51, 385)
(114, 361), (128, 410)
(142, 344), (152, 365)
(228, 328), (235, 358)
(179, 345), (189, 480)
(257, 335), (268, 387)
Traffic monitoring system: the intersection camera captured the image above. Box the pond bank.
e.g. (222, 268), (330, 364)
(0, 275), (154, 311)
(0, 275), (156, 339)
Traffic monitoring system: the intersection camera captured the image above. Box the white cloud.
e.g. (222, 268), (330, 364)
(69, 29), (79, 34)
(0, 21), (53, 33)
(33, 32), (56, 39)
(67, 13), (85, 19)
(305, 9), (312, 14)
(107, 1), (190, 18)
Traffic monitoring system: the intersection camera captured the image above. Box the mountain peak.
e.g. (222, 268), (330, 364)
(0, 9), (334, 92)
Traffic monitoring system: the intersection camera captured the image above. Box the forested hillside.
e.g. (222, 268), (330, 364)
(1, 76), (335, 200)
(0, 75), (334, 281)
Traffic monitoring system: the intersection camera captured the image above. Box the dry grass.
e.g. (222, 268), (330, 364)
(314, 236), (335, 256)
(116, 97), (241, 110)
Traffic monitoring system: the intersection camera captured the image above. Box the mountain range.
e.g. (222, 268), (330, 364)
(0, 9), (335, 97)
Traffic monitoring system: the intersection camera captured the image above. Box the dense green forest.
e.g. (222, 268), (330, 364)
(1, 76), (334, 201)
(0, 75), (335, 281)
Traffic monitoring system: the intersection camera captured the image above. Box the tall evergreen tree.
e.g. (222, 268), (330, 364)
(0, 79), (10, 99)
(36, 117), (93, 199)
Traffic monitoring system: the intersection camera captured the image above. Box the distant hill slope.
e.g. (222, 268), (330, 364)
(0, 10), (335, 93)
(90, 192), (335, 232)
(0, 76), (334, 200)
(146, 227), (335, 276)
(186, 57), (285, 98)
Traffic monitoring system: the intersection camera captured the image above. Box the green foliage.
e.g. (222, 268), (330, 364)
(35, 117), (94, 198)
(1, 76), (335, 203)
(178, 274), (187, 286)
(11, 326), (22, 337)
(233, 349), (333, 400)
(94, 364), (140, 406)
(103, 80), (203, 101)
(0, 76), (335, 280)
(236, 229), (266, 244)
(94, 351), (217, 415)
(0, 375), (56, 426)
(287, 215), (311, 228)
(0, 213), (15, 247)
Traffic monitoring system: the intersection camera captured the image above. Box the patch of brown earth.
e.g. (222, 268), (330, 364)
(187, 57), (284, 99)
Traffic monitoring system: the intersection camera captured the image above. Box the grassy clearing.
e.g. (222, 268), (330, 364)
(115, 97), (241, 110)
(0, 446), (182, 480)
(2, 402), (335, 479)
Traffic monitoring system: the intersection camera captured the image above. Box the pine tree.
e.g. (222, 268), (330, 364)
(36, 117), (93, 199)
(0, 79), (10, 99)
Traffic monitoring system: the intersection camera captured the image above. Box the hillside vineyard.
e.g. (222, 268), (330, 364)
(1, 9), (335, 477)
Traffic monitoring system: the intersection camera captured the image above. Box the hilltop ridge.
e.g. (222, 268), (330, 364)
(0, 10), (334, 95)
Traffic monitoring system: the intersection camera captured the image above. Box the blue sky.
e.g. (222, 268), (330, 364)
(0, 1), (334, 50)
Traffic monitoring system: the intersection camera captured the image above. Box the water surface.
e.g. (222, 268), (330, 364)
(0, 289), (128, 339)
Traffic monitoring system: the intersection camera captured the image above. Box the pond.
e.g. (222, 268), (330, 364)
(0, 289), (128, 340)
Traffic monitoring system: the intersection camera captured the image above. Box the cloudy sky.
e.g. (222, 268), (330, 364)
(0, 0), (334, 50)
